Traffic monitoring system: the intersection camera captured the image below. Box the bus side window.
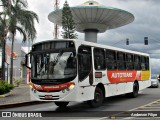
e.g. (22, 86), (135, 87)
(141, 56), (146, 70)
(106, 50), (117, 70)
(117, 52), (126, 70)
(126, 53), (134, 70)
(146, 57), (149, 70)
(134, 55), (141, 70)
(141, 56), (149, 71)
(94, 48), (105, 70)
(78, 46), (92, 82)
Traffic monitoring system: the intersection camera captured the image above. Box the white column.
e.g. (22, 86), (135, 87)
(84, 29), (98, 43)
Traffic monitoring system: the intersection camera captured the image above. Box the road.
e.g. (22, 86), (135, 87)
(1, 87), (160, 119)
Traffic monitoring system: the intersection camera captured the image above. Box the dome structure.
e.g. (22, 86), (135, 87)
(48, 0), (134, 43)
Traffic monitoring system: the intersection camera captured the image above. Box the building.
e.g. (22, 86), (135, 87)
(21, 46), (31, 84)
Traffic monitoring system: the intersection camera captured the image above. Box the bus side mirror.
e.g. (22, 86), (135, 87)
(25, 53), (31, 69)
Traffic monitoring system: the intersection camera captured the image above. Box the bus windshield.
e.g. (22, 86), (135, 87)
(30, 41), (77, 84)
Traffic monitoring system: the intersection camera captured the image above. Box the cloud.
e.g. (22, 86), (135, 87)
(26, 0), (160, 74)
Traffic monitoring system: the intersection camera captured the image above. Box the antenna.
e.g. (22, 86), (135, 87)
(53, 0), (60, 39)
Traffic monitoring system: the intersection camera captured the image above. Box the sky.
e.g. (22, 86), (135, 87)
(18, 0), (160, 74)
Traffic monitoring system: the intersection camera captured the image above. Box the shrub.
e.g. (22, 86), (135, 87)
(0, 81), (14, 95)
(14, 79), (22, 87)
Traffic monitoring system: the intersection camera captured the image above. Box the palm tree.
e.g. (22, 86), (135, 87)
(6, 0), (39, 84)
(9, 0), (39, 84)
(0, 0), (10, 80)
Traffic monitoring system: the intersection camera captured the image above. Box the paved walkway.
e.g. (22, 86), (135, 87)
(0, 85), (30, 105)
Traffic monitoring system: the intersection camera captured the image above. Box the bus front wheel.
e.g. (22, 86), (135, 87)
(87, 87), (104, 108)
(54, 102), (69, 107)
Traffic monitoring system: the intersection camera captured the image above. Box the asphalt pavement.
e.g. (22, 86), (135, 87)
(0, 85), (160, 119)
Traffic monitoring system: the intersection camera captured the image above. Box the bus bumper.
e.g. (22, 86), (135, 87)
(30, 87), (78, 102)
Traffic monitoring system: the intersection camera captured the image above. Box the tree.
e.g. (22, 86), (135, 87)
(6, 0), (39, 84)
(0, 0), (11, 80)
(0, 16), (6, 80)
(61, 0), (77, 39)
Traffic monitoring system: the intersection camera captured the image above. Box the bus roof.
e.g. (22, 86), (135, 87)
(33, 39), (149, 56)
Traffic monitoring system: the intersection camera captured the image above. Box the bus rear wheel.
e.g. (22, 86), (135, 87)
(54, 102), (69, 107)
(126, 82), (139, 98)
(87, 87), (104, 108)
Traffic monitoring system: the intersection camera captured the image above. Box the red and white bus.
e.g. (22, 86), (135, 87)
(25, 39), (151, 107)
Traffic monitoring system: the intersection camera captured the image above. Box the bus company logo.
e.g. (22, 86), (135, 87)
(2, 112), (42, 118)
(2, 112), (11, 117)
(44, 86), (59, 89)
(111, 72), (133, 78)
(34, 84), (43, 90)
(60, 85), (67, 88)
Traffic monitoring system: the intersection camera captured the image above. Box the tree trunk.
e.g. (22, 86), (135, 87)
(10, 35), (15, 85)
(1, 39), (6, 80)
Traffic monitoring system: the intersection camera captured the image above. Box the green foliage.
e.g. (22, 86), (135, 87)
(14, 79), (22, 87)
(61, 0), (78, 39)
(0, 81), (14, 95)
(0, 0), (39, 84)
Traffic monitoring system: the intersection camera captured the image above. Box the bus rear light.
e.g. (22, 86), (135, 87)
(95, 72), (102, 78)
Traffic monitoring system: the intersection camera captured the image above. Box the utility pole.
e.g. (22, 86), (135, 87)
(53, 0), (60, 39)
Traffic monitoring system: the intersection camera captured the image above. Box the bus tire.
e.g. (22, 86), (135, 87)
(87, 87), (104, 108)
(126, 82), (139, 98)
(54, 102), (69, 107)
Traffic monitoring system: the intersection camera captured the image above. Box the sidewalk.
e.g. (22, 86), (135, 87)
(0, 84), (30, 106)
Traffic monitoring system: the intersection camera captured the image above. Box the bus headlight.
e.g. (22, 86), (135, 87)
(69, 84), (75, 90)
(29, 85), (33, 88)
(29, 82), (33, 88)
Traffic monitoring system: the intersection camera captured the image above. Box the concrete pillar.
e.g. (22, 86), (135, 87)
(84, 29), (98, 43)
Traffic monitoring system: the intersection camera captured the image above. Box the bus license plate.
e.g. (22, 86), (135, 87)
(45, 95), (52, 99)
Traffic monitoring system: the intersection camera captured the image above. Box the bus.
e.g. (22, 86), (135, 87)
(25, 39), (151, 108)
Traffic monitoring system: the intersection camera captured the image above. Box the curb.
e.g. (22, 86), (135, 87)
(0, 90), (12, 98)
(0, 101), (48, 109)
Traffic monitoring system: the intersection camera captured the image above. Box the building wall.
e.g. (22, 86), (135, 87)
(21, 50), (27, 83)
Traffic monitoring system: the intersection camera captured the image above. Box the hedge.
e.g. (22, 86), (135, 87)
(0, 81), (14, 95)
